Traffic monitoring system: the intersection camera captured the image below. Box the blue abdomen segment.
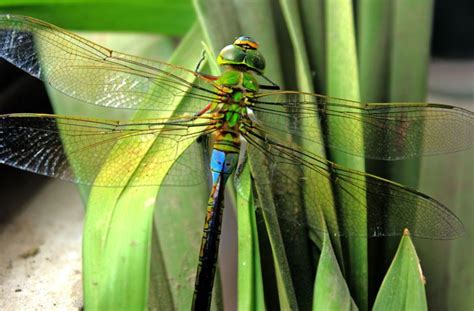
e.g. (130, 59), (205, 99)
(210, 149), (238, 186)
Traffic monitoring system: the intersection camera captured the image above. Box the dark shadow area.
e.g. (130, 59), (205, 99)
(432, 0), (474, 58)
(0, 60), (53, 228)
(0, 166), (49, 229)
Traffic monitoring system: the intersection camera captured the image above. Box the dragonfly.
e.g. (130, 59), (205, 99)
(0, 15), (472, 311)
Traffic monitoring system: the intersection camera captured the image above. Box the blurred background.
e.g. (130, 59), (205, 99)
(0, 0), (472, 310)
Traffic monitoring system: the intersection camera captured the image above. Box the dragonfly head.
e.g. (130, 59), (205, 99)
(217, 36), (266, 75)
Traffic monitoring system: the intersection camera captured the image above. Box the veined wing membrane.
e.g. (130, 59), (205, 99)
(0, 114), (213, 186)
(242, 122), (464, 239)
(0, 15), (221, 112)
(252, 91), (474, 160)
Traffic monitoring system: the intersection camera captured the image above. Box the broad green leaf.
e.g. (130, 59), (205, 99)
(373, 230), (427, 311)
(82, 24), (207, 310)
(0, 0), (195, 35)
(325, 1), (367, 309)
(313, 235), (358, 311)
(47, 32), (175, 200)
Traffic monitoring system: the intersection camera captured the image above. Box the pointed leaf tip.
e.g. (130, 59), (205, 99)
(373, 233), (428, 311)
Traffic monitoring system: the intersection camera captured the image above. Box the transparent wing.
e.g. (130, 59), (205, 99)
(0, 15), (221, 112)
(242, 123), (464, 239)
(0, 114), (214, 187)
(252, 91), (474, 160)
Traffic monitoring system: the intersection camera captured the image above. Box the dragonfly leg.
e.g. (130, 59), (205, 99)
(193, 50), (219, 81)
(194, 50), (207, 73)
(193, 103), (213, 119)
(258, 73), (281, 90)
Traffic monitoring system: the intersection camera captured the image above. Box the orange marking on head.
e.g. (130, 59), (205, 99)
(235, 39), (258, 49)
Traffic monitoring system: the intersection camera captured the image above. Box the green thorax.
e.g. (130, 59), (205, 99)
(211, 69), (259, 153)
(216, 69), (260, 93)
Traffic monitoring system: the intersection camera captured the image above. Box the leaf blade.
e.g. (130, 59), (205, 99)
(373, 230), (428, 311)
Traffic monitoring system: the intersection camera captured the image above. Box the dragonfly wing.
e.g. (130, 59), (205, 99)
(0, 15), (220, 112)
(242, 123), (464, 239)
(252, 91), (474, 160)
(0, 114), (210, 187)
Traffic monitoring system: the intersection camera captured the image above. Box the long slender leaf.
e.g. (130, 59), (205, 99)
(356, 1), (393, 304)
(250, 158), (299, 311)
(325, 1), (367, 309)
(386, 0), (434, 190)
(419, 149), (473, 310)
(300, 0), (346, 271)
(383, 3), (433, 308)
(300, 0), (325, 93)
(357, 0), (391, 102)
(236, 163), (266, 311)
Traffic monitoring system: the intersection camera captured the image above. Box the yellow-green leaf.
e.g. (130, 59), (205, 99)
(373, 230), (427, 311)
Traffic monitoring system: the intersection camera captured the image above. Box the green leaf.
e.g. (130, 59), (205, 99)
(444, 153), (473, 310)
(153, 165), (211, 310)
(193, 0), (240, 54)
(82, 24), (206, 310)
(357, 0), (391, 102)
(325, 1), (367, 309)
(235, 164), (266, 311)
(373, 230), (428, 311)
(418, 149), (473, 310)
(300, 0), (326, 93)
(389, 0), (433, 101)
(250, 157), (299, 311)
(357, 2), (435, 309)
(47, 32), (175, 201)
(312, 235), (358, 311)
(0, 0), (195, 35)
(280, 1), (338, 309)
(279, 0), (314, 94)
(232, 0), (283, 85)
(386, 0), (434, 192)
